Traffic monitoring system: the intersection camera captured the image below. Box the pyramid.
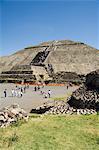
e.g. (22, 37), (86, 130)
(0, 40), (99, 83)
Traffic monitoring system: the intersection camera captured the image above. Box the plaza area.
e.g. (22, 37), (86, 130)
(0, 83), (78, 113)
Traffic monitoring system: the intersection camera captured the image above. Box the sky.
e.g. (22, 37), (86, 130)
(0, 0), (99, 56)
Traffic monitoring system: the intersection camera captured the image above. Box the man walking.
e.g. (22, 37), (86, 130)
(48, 90), (51, 98)
(4, 89), (7, 98)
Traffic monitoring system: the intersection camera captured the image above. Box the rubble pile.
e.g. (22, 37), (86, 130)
(68, 86), (99, 110)
(0, 104), (28, 128)
(86, 69), (99, 90)
(68, 70), (99, 111)
(32, 100), (97, 115)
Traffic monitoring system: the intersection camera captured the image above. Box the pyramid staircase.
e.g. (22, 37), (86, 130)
(0, 43), (55, 83)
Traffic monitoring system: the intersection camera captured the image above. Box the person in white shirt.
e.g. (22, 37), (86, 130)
(48, 90), (51, 98)
(11, 89), (15, 97)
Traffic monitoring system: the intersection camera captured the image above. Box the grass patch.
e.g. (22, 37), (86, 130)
(52, 96), (66, 101)
(7, 132), (19, 147)
(0, 131), (19, 148)
(0, 114), (99, 150)
(51, 92), (72, 101)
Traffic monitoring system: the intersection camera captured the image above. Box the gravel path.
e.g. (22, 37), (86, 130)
(0, 83), (78, 113)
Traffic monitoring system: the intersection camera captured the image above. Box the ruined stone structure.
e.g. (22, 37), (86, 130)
(0, 40), (99, 83)
(68, 70), (99, 111)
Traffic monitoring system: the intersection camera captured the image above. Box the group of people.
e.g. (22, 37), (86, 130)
(3, 84), (29, 98)
(41, 90), (51, 98)
(34, 84), (52, 98)
(3, 82), (52, 99)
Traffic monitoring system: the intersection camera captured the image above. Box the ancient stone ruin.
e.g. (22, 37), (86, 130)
(0, 40), (99, 83)
(31, 100), (97, 115)
(68, 70), (99, 111)
(0, 104), (28, 128)
(86, 69), (99, 90)
(52, 71), (85, 84)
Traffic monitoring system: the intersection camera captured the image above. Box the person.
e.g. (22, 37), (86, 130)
(20, 91), (23, 97)
(18, 90), (21, 97)
(15, 89), (18, 97)
(67, 85), (69, 90)
(37, 85), (40, 90)
(11, 89), (15, 97)
(4, 89), (7, 98)
(16, 85), (18, 89)
(48, 90), (51, 98)
(40, 91), (43, 95)
(21, 87), (23, 93)
(34, 86), (37, 91)
(44, 93), (47, 98)
(27, 83), (29, 89)
(23, 86), (26, 93)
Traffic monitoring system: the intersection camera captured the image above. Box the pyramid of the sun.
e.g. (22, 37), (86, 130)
(0, 40), (99, 82)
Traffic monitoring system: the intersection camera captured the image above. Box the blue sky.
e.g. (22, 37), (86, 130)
(0, 0), (99, 56)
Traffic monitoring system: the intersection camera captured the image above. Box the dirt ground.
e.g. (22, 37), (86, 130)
(0, 83), (78, 113)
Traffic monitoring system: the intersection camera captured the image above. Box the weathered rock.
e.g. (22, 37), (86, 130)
(32, 100), (97, 115)
(52, 71), (85, 83)
(0, 104), (28, 128)
(68, 86), (99, 110)
(86, 69), (99, 90)
(67, 70), (99, 111)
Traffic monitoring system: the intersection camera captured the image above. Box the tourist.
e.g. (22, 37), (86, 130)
(13, 89), (16, 97)
(34, 86), (37, 91)
(40, 91), (43, 94)
(15, 89), (18, 97)
(27, 83), (29, 89)
(16, 85), (18, 89)
(11, 89), (15, 97)
(48, 90), (51, 98)
(21, 87), (23, 93)
(18, 90), (21, 97)
(37, 85), (40, 90)
(44, 93), (47, 98)
(4, 89), (7, 97)
(40, 91), (44, 95)
(23, 86), (26, 93)
(67, 85), (69, 90)
(20, 91), (23, 97)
